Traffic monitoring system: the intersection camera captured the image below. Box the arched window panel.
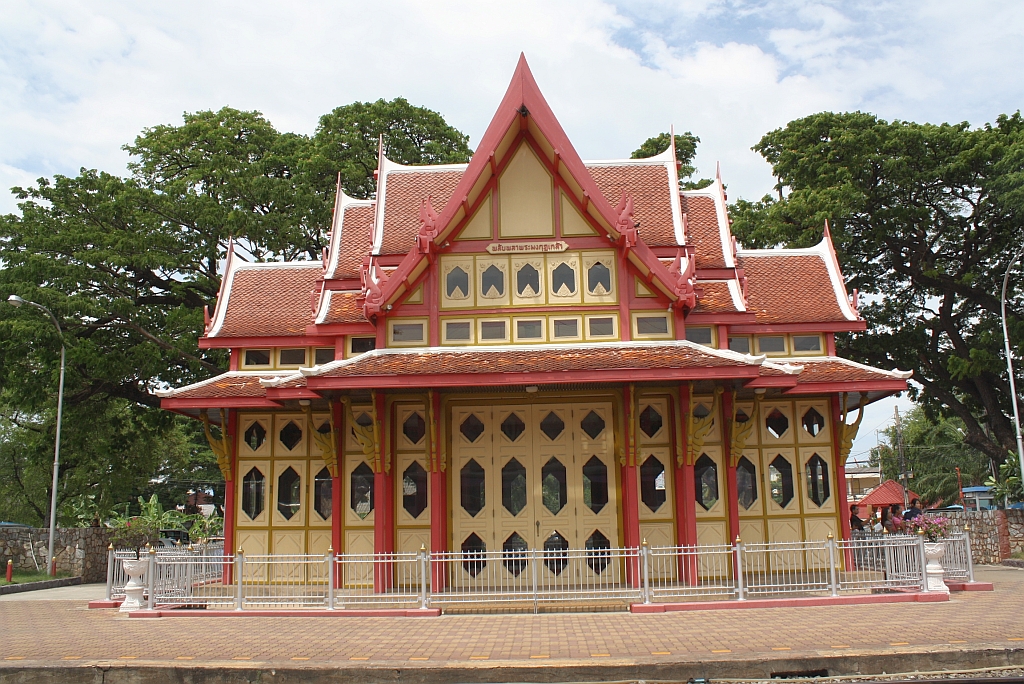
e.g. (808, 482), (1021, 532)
(582, 251), (617, 303)
(440, 257), (474, 308)
(547, 255), (581, 303)
(476, 258), (509, 305)
(512, 257), (545, 305)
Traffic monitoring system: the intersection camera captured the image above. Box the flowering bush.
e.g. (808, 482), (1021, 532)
(109, 518), (160, 559)
(916, 515), (955, 543)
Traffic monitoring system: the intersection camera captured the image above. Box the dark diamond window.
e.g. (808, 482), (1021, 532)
(694, 454), (718, 511)
(806, 454), (830, 507)
(460, 459), (486, 517)
(769, 455), (795, 508)
(351, 462), (374, 519)
(585, 530), (611, 573)
(582, 456), (608, 514)
(516, 263), (541, 297)
(460, 414), (485, 443)
(446, 266), (469, 298)
(693, 403), (711, 420)
(580, 411), (605, 440)
(241, 467), (265, 520)
(402, 462), (428, 518)
(355, 412), (373, 428)
(765, 408), (789, 439)
(640, 455), (667, 513)
(802, 408), (825, 437)
(481, 264), (505, 297)
(501, 413), (526, 442)
(501, 458), (527, 516)
(543, 531), (569, 575)
(277, 467), (301, 520)
(541, 457), (568, 514)
(313, 467), (332, 520)
(639, 405), (663, 438)
(587, 261), (611, 295)
(279, 421), (303, 451)
(243, 422), (266, 451)
(735, 409), (750, 423)
(317, 420), (332, 435)
(540, 411), (564, 440)
(551, 262), (576, 295)
(737, 457), (757, 510)
(461, 533), (486, 577)
(502, 533), (528, 577)
(403, 412), (426, 445)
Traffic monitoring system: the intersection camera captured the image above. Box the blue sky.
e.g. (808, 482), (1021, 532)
(3, 0), (1021, 453)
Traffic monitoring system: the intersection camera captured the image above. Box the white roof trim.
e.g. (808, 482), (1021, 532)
(155, 370), (295, 397)
(300, 338), (768, 377)
(259, 372), (305, 388)
(737, 238), (859, 321)
(207, 249), (241, 338)
(313, 289), (361, 325)
(325, 191), (374, 279)
(584, 147), (674, 166)
(680, 178), (734, 267)
(726, 279), (747, 312)
(762, 360), (804, 375)
(788, 356), (913, 380)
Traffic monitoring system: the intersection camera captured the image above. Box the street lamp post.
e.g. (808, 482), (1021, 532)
(1002, 248), (1024, 500)
(7, 295), (66, 576)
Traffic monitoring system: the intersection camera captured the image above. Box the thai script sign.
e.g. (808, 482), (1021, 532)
(486, 241), (569, 254)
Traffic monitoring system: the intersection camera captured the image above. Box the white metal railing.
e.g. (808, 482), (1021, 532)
(106, 542), (224, 601)
(106, 533), (969, 611)
(938, 531), (975, 582)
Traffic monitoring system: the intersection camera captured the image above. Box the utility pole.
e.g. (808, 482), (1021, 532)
(894, 407), (910, 510)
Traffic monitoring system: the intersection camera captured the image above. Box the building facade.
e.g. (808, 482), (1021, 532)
(159, 57), (910, 573)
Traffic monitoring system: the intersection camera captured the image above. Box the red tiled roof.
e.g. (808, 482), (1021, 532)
(308, 342), (757, 380)
(320, 290), (365, 325)
(587, 164), (676, 247)
(859, 480), (919, 508)
(693, 281), (739, 314)
(379, 170), (463, 255)
(792, 358), (911, 384)
(681, 194), (726, 269)
(214, 264), (321, 337)
(333, 204), (375, 279)
(738, 253), (853, 324)
(157, 372), (280, 400)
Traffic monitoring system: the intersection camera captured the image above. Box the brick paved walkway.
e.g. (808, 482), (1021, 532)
(1, 567), (1022, 668)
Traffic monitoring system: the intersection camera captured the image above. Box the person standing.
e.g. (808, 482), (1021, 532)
(903, 497), (923, 522)
(849, 504), (865, 533)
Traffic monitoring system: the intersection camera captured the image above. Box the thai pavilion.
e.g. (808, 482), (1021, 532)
(158, 56), (910, 575)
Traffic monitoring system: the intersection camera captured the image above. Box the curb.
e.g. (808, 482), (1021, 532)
(1002, 559), (1024, 569)
(128, 607), (442, 618)
(630, 591), (947, 613)
(1, 646), (1023, 683)
(0, 576), (81, 595)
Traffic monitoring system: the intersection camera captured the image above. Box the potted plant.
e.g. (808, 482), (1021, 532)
(109, 510), (161, 612)
(917, 515), (954, 593)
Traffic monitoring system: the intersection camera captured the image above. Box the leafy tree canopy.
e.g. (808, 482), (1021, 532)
(730, 111), (1024, 466)
(631, 132), (711, 189)
(0, 99), (471, 526)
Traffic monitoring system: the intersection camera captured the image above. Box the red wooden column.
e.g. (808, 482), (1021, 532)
(223, 409), (238, 583)
(831, 394), (852, 541)
(621, 384), (641, 587)
(373, 391), (394, 592)
(720, 391), (740, 544)
(675, 385), (698, 584)
(428, 390), (448, 591)
(331, 399), (345, 560)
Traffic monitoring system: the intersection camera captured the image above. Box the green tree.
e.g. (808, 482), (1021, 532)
(871, 407), (991, 505)
(632, 132), (711, 188)
(0, 100), (472, 526)
(730, 112), (1024, 466)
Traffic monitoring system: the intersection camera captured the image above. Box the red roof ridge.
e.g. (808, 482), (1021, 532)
(680, 177), (734, 267)
(858, 479), (919, 507)
(324, 189), (374, 279)
(790, 355), (913, 379)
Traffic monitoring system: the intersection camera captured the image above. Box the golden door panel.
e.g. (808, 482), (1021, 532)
(760, 401), (795, 446)
(494, 405), (535, 557)
(396, 404), (428, 452)
(398, 528), (430, 555)
(533, 405), (574, 548)
(739, 519), (765, 545)
(636, 397), (670, 446)
(272, 460), (306, 527)
(274, 414), (308, 457)
(308, 459), (333, 528)
(768, 518), (802, 544)
(451, 406), (493, 554)
(236, 530), (268, 556)
(693, 446), (726, 519)
(345, 530), (374, 556)
(640, 522), (675, 580)
(736, 448), (764, 517)
(270, 531), (305, 582)
(696, 521), (727, 546)
(762, 448), (800, 516)
(696, 521), (728, 576)
(574, 403), (618, 555)
(236, 460), (270, 527)
(238, 414), (272, 457)
(800, 447), (836, 514)
(804, 517), (837, 541)
(344, 454), (376, 528)
(307, 530), (332, 556)
(795, 400), (831, 445)
(637, 446), (672, 522)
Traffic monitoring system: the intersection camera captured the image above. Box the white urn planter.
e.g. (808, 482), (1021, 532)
(924, 542), (950, 593)
(119, 557), (149, 612)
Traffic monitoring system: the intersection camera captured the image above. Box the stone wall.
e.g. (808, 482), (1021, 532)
(0, 528), (111, 583)
(940, 510), (1024, 564)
